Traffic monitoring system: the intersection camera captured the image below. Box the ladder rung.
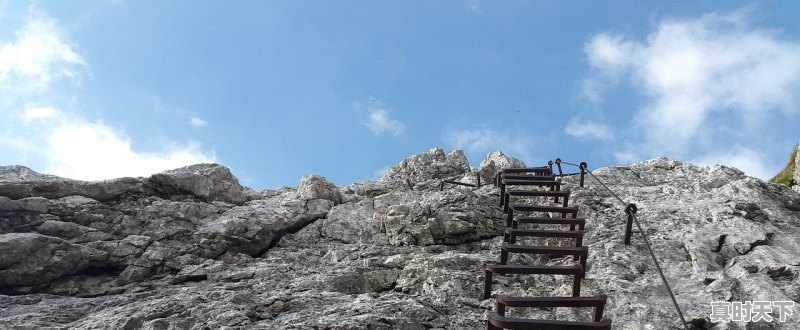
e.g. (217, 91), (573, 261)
(484, 265), (583, 298)
(515, 217), (585, 226)
(501, 243), (587, 255)
(503, 179), (559, 185)
(501, 167), (550, 174)
(487, 313), (612, 330)
(503, 228), (585, 238)
(510, 205), (578, 213)
(506, 189), (570, 197)
(497, 295), (607, 308)
(499, 243), (588, 270)
(486, 264), (582, 275)
(502, 174), (557, 181)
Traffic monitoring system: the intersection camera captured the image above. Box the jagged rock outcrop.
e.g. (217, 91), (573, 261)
(478, 151), (526, 184)
(296, 174), (343, 204)
(1, 151), (799, 329)
(148, 163), (259, 204)
(381, 148), (471, 189)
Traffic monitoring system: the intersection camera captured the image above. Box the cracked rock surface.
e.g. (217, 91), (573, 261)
(569, 158), (800, 329)
(1, 152), (799, 329)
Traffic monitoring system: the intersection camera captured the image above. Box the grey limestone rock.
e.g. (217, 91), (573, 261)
(0, 165), (144, 201)
(148, 163), (258, 205)
(296, 174), (343, 204)
(1, 151), (800, 329)
(478, 150), (526, 183)
(381, 148), (471, 188)
(0, 196), (48, 213)
(0, 233), (108, 288)
(321, 187), (504, 247)
(564, 158), (800, 329)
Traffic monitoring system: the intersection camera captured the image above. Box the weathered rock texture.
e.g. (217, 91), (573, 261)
(478, 151), (526, 184)
(1, 152), (799, 329)
(381, 148), (471, 190)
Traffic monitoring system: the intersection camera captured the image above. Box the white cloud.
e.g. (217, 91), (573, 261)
(692, 146), (777, 180)
(364, 108), (406, 137)
(0, 10), (86, 93)
(443, 128), (534, 161)
(21, 105), (60, 122)
(565, 119), (613, 141)
(613, 150), (639, 165)
(0, 10), (216, 181)
(581, 10), (800, 178)
(188, 116), (207, 127)
(585, 34), (635, 74)
(18, 108), (215, 180)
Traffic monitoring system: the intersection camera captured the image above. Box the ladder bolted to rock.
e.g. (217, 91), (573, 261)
(483, 166), (612, 329)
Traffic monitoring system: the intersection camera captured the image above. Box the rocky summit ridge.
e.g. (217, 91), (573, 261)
(1, 148), (800, 329)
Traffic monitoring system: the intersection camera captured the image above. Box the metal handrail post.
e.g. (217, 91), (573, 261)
(555, 158), (564, 176)
(624, 203), (636, 245)
(579, 162), (587, 187)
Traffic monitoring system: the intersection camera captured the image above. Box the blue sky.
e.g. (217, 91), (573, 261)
(1, 1), (799, 190)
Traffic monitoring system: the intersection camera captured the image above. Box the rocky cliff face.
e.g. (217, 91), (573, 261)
(1, 149), (799, 329)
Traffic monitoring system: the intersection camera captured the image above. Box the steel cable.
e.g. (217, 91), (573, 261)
(557, 159), (690, 330)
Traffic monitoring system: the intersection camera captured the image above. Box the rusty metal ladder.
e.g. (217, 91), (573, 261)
(483, 166), (612, 329)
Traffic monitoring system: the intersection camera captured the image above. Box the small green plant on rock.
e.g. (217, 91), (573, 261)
(683, 245), (693, 262)
(770, 143), (798, 187)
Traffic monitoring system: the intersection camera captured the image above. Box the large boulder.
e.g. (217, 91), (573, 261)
(148, 164), (257, 205)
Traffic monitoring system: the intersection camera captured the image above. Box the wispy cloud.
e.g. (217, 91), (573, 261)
(188, 116), (207, 127)
(578, 9), (800, 179)
(692, 146), (775, 180)
(564, 119), (613, 141)
(138, 93), (208, 128)
(443, 127), (534, 162)
(362, 101), (406, 137)
(0, 9), (216, 180)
